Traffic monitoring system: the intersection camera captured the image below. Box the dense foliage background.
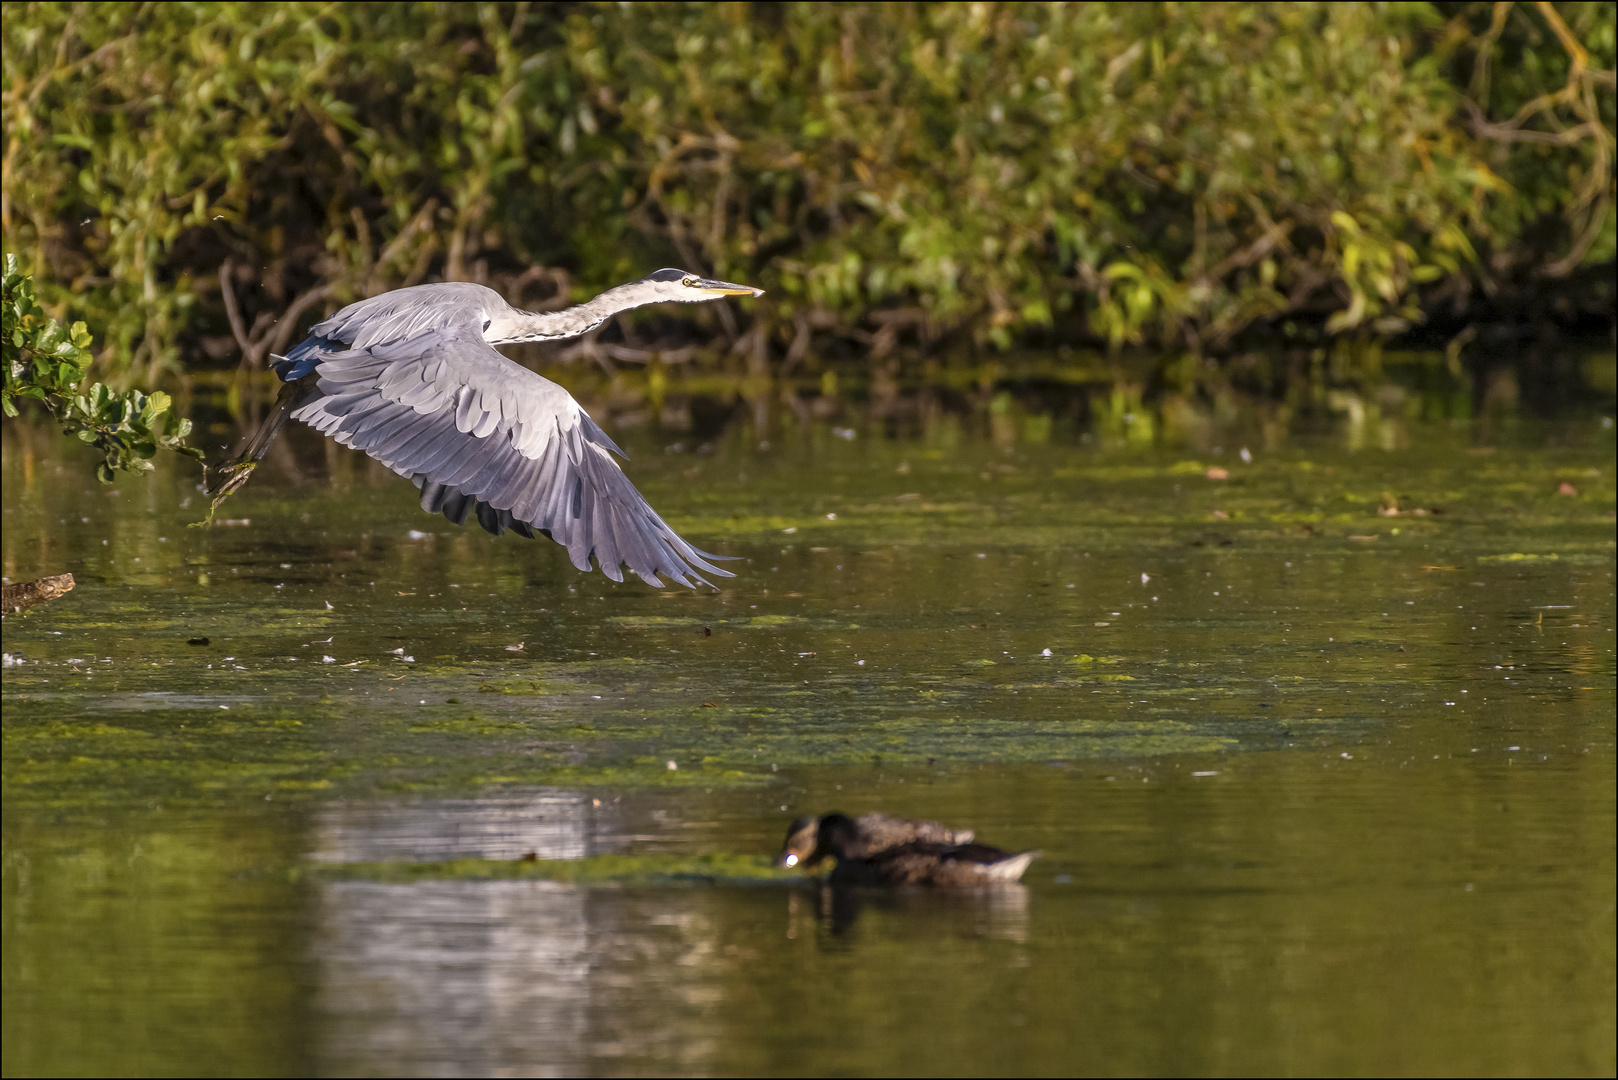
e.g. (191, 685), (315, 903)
(2, 1), (1613, 387)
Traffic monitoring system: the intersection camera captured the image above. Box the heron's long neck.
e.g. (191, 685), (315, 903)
(488, 286), (642, 344)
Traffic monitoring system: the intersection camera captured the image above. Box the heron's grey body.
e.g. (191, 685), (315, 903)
(226, 269), (761, 588)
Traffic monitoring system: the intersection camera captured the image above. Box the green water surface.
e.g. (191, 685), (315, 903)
(3, 391), (1614, 1077)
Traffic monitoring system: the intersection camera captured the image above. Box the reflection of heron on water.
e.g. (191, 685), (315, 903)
(212, 269), (763, 588)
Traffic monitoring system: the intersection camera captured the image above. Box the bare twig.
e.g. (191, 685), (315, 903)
(373, 199), (440, 288)
(779, 311), (813, 378)
(1462, 2), (1615, 279)
(1462, 97), (1598, 144)
(1468, 1), (1513, 105)
(222, 258), (333, 371)
(219, 259), (255, 363)
(1200, 219), (1294, 285)
(266, 284), (334, 356)
(1534, 1), (1588, 73)
(553, 327), (616, 374)
(509, 265), (572, 311)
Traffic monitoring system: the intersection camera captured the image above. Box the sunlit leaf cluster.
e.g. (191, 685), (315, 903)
(2, 256), (202, 480)
(2, 2), (1611, 382)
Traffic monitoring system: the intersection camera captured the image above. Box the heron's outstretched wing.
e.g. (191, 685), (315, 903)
(287, 322), (731, 588)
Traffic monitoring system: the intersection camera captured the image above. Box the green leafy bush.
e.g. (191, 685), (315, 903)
(2, 2), (1611, 383)
(2, 256), (201, 480)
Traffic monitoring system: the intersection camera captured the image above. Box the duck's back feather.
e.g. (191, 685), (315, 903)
(830, 840), (1041, 887)
(850, 812), (974, 855)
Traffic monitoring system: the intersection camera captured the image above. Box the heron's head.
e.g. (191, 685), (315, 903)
(637, 267), (764, 303)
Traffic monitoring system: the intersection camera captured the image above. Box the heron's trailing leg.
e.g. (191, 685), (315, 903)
(195, 373), (315, 525)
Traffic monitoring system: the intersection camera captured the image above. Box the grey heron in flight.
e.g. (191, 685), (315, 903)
(212, 268), (762, 588)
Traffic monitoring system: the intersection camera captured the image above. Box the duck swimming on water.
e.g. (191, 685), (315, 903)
(775, 812), (974, 869)
(784, 812), (1040, 887)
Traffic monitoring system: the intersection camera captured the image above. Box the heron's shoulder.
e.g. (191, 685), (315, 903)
(328, 281), (507, 318)
(313, 282), (509, 347)
(383, 281), (506, 305)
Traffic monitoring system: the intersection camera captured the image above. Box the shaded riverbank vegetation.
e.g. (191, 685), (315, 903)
(3, 1), (1614, 395)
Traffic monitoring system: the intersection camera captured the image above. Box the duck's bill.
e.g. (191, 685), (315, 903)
(696, 277), (764, 297)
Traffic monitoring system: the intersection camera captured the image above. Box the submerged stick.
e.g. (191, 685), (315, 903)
(2, 573), (76, 616)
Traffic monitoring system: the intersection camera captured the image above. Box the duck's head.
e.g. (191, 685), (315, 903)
(775, 815), (821, 868)
(813, 813), (862, 861)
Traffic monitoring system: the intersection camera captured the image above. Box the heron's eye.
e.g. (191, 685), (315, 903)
(682, 277), (695, 287)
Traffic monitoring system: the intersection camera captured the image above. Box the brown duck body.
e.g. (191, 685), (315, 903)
(775, 812), (973, 869)
(795, 813), (1040, 887)
(829, 840), (1041, 887)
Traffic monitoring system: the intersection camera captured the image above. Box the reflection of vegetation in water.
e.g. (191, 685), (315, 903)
(126, 339), (1612, 559)
(311, 852), (799, 887)
(1, 812), (311, 1077)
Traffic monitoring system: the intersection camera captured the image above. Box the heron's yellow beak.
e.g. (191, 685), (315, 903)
(695, 276), (764, 298)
